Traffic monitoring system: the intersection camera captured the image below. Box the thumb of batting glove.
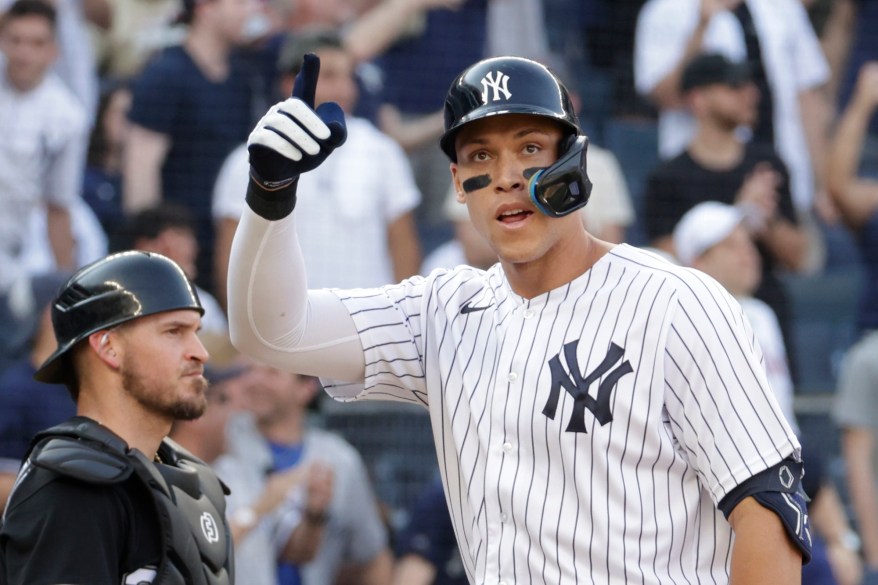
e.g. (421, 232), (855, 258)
(246, 53), (347, 220)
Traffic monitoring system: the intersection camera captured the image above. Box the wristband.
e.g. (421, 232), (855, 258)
(245, 173), (299, 220)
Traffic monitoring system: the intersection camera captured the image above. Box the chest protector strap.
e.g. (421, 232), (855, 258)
(26, 417), (234, 585)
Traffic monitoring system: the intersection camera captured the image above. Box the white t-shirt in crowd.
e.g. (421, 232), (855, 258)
(634, 0), (829, 212)
(213, 117), (421, 289)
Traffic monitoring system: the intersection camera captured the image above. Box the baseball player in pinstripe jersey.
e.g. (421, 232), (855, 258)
(227, 53), (811, 584)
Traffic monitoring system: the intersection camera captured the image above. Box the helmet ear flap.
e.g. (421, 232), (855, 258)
(528, 134), (592, 217)
(559, 132), (578, 156)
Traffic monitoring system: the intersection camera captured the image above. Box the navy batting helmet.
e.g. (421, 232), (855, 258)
(34, 251), (204, 384)
(440, 56), (580, 162)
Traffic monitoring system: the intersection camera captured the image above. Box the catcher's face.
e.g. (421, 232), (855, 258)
(450, 114), (582, 267)
(114, 310), (210, 422)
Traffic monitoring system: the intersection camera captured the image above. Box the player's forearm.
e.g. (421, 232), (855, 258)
(227, 209), (366, 381)
(228, 209), (310, 348)
(728, 497), (802, 585)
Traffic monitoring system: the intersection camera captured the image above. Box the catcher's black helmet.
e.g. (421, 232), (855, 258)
(440, 56), (580, 162)
(34, 251), (204, 384)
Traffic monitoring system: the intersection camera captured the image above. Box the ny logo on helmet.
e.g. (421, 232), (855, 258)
(481, 71), (511, 103)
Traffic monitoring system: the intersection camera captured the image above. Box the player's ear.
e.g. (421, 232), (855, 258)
(87, 330), (121, 370)
(451, 164), (465, 203)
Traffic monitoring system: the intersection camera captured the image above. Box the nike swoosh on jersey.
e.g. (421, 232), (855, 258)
(460, 301), (494, 314)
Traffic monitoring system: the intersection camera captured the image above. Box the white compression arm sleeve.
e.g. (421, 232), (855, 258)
(227, 208), (366, 382)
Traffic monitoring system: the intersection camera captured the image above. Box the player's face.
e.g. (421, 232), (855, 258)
(116, 310), (210, 422)
(694, 224), (761, 297)
(0, 14), (57, 92)
(451, 114), (584, 266)
(314, 47), (358, 114)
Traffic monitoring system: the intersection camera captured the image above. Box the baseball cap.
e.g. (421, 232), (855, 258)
(680, 53), (751, 93)
(673, 202), (744, 266)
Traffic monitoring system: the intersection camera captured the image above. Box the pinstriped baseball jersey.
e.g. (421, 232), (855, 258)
(325, 243), (799, 585)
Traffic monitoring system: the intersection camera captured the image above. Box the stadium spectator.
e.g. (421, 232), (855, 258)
(218, 362), (392, 585)
(643, 52), (808, 379)
(81, 82), (131, 237)
(375, 0), (486, 244)
(830, 60), (878, 585)
(90, 0), (182, 80)
(124, 0), (260, 293)
(0, 0), (107, 122)
(0, 0), (86, 281)
(634, 0), (832, 224)
(0, 0), (88, 362)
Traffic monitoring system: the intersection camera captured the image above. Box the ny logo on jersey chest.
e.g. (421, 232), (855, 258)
(542, 340), (633, 433)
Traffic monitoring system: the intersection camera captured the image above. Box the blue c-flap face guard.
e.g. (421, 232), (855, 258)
(528, 134), (593, 218)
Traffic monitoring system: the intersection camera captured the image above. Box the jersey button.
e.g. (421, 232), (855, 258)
(502, 442), (514, 453)
(507, 372), (518, 382)
(523, 309), (534, 319)
(500, 513), (508, 522)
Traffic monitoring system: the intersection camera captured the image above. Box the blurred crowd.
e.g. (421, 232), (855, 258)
(2, 0), (878, 583)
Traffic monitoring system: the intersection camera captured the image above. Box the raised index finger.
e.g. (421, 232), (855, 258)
(292, 53), (321, 108)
